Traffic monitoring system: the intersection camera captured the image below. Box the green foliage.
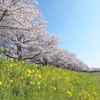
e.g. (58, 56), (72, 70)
(0, 58), (100, 100)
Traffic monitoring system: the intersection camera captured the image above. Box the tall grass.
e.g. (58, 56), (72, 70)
(0, 58), (100, 100)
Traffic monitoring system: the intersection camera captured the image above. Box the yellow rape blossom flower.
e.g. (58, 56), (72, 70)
(0, 81), (3, 86)
(38, 75), (42, 78)
(27, 69), (31, 74)
(36, 70), (39, 73)
(37, 82), (40, 85)
(21, 60), (24, 64)
(27, 74), (31, 77)
(6, 48), (8, 51)
(34, 63), (37, 67)
(19, 76), (23, 79)
(54, 87), (56, 91)
(30, 81), (35, 85)
(38, 86), (40, 89)
(67, 91), (72, 97)
(10, 64), (13, 68)
(10, 58), (14, 62)
(32, 70), (34, 73)
(66, 78), (69, 82)
(44, 83), (47, 86)
(9, 80), (13, 84)
(93, 92), (97, 96)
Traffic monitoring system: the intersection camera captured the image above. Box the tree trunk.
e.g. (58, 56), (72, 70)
(17, 44), (22, 60)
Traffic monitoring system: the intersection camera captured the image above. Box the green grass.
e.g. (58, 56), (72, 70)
(0, 58), (100, 100)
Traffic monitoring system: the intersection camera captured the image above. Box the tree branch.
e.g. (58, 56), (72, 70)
(0, 49), (18, 59)
(23, 39), (34, 43)
(0, 9), (5, 12)
(23, 50), (42, 60)
(9, 0), (19, 8)
(0, 9), (7, 22)
(0, 25), (31, 31)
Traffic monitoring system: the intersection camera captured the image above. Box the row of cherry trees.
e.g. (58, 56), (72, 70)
(0, 0), (89, 71)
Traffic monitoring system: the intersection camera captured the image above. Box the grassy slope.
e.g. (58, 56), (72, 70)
(0, 58), (100, 100)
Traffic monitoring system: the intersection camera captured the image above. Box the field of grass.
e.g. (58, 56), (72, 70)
(0, 58), (100, 100)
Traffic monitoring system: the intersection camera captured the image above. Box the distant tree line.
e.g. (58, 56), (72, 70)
(1, 0), (99, 72)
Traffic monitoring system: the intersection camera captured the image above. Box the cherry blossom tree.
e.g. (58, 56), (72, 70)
(0, 0), (91, 71)
(0, 0), (49, 60)
(44, 48), (89, 71)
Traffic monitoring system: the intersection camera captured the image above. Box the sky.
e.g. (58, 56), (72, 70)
(37, 0), (100, 68)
